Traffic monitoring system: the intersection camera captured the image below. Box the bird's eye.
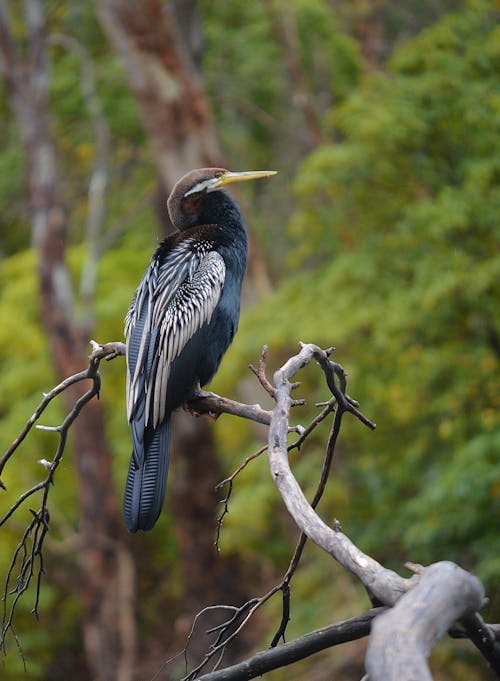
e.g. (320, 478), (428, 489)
(182, 193), (203, 215)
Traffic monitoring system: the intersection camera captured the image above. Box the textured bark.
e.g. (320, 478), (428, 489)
(0, 4), (136, 680)
(96, 0), (222, 190)
(366, 562), (484, 681)
(96, 0), (272, 295)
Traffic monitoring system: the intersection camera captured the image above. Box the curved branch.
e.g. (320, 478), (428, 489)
(365, 562), (485, 681)
(265, 342), (497, 680)
(268, 342), (410, 605)
(0, 350), (103, 652)
(460, 613), (500, 677)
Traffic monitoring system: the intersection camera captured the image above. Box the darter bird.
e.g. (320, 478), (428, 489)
(124, 168), (277, 532)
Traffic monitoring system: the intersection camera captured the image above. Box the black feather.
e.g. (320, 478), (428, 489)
(124, 419), (170, 532)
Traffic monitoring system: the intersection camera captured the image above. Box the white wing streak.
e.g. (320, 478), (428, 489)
(125, 242), (225, 429)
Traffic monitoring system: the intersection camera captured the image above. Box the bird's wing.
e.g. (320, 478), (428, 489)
(125, 241), (226, 440)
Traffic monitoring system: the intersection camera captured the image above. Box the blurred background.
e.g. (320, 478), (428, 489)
(0, 1), (498, 679)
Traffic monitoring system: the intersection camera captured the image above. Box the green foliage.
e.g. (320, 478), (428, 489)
(0, 236), (159, 677)
(202, 0), (363, 265)
(1, 1), (498, 678)
(218, 4), (500, 662)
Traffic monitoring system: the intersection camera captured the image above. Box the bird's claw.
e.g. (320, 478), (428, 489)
(185, 387), (220, 419)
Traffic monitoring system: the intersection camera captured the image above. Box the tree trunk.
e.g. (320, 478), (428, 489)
(0, 4), (136, 680)
(96, 0), (267, 664)
(96, 0), (272, 295)
(96, 0), (222, 190)
(170, 413), (258, 664)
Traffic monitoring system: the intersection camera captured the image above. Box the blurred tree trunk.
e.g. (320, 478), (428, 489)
(96, 0), (271, 296)
(95, 0), (222, 195)
(96, 0), (266, 665)
(170, 413), (260, 663)
(262, 0), (323, 150)
(0, 4), (136, 681)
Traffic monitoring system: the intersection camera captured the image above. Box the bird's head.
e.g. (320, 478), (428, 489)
(167, 168), (277, 231)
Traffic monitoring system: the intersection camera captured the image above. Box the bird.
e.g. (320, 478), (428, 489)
(124, 167), (277, 532)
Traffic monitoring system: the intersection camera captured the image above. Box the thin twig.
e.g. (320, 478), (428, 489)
(214, 444), (268, 551)
(0, 341), (123, 651)
(181, 343), (375, 674)
(248, 345), (276, 398)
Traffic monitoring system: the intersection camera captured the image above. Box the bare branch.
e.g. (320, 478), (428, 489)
(460, 613), (500, 677)
(180, 586), (283, 681)
(214, 445), (267, 552)
(249, 344), (305, 407)
(177, 342), (379, 675)
(270, 403), (343, 646)
(365, 562), (485, 681)
(196, 608), (385, 681)
(268, 343), (406, 606)
(0, 341), (123, 651)
(187, 389), (303, 431)
(248, 344), (276, 399)
(0, 367), (97, 482)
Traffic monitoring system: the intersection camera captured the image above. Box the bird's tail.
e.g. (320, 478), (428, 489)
(123, 418), (171, 532)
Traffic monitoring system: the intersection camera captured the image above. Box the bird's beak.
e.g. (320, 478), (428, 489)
(211, 170), (277, 190)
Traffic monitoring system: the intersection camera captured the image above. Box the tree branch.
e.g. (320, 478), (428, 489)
(365, 562), (485, 681)
(196, 608), (385, 681)
(265, 342), (497, 680)
(2, 339), (496, 681)
(187, 389), (303, 433)
(460, 612), (500, 677)
(268, 343), (406, 605)
(0, 348), (103, 652)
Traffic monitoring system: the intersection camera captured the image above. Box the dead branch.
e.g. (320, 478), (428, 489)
(214, 445), (267, 552)
(268, 342), (409, 605)
(179, 584), (286, 681)
(195, 608), (385, 681)
(188, 389), (303, 432)
(270, 403), (344, 646)
(459, 613), (500, 676)
(248, 344), (276, 398)
(1, 339), (497, 681)
(365, 562), (485, 681)
(266, 342), (498, 680)
(0, 349), (103, 652)
(174, 342), (380, 677)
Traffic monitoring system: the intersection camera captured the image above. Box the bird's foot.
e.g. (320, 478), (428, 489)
(184, 386), (220, 420)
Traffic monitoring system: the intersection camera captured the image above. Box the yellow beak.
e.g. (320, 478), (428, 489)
(215, 170), (277, 189)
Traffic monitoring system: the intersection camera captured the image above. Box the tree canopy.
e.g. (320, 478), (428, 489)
(0, 1), (498, 679)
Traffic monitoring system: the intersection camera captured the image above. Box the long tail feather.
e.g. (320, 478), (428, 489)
(123, 418), (171, 532)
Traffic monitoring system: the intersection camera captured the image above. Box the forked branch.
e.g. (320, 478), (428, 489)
(1, 341), (498, 681)
(0, 342), (110, 653)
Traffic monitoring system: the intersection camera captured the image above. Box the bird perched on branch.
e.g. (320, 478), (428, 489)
(124, 168), (277, 532)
